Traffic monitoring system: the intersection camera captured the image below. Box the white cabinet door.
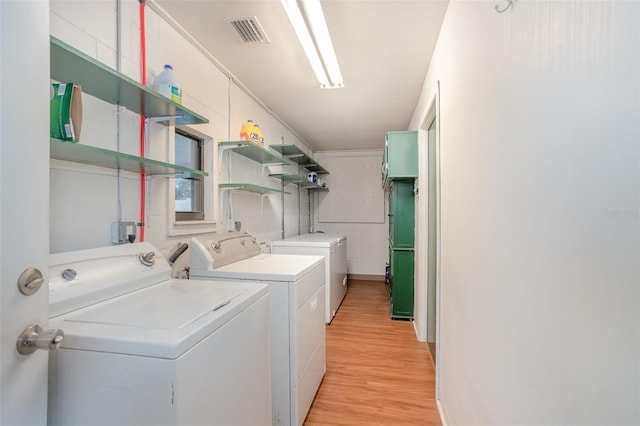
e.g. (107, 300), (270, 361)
(0, 2), (51, 424)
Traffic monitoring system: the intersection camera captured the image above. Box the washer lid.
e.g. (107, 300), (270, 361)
(50, 279), (268, 359)
(67, 281), (242, 329)
(271, 233), (346, 248)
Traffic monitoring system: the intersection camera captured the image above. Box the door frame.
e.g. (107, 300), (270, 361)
(415, 81), (442, 398)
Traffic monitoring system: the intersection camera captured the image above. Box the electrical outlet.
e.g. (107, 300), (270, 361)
(111, 222), (137, 244)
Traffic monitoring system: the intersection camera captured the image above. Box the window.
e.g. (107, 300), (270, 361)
(174, 129), (204, 221)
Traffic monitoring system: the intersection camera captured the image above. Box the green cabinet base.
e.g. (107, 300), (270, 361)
(389, 249), (414, 320)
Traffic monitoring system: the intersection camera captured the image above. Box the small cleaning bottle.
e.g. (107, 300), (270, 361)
(240, 120), (256, 141)
(152, 64), (182, 104)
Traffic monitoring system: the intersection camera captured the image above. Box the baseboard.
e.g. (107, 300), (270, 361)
(437, 399), (448, 426)
(347, 274), (385, 282)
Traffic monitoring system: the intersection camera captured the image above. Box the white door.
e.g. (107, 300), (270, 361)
(1, 1), (51, 425)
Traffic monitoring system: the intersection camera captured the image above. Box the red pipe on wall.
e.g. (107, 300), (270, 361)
(139, 0), (147, 241)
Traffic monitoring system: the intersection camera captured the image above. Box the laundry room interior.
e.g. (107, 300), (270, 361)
(1, 0), (639, 425)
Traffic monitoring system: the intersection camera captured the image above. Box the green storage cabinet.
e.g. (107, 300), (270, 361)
(389, 181), (415, 249)
(389, 249), (415, 319)
(382, 131), (418, 190)
(387, 180), (415, 319)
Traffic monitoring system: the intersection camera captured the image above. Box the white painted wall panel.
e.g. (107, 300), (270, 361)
(318, 155), (385, 224)
(313, 151), (387, 276)
(410, 1), (640, 424)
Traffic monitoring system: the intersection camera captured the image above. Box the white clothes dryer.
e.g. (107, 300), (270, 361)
(188, 233), (326, 426)
(272, 233), (348, 324)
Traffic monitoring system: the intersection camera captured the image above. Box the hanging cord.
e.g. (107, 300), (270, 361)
(116, 0), (125, 222)
(495, 0), (515, 13)
(226, 191), (235, 231)
(138, 0), (147, 241)
(227, 77), (232, 141)
(281, 136), (286, 239)
(225, 76), (236, 231)
(225, 149), (236, 231)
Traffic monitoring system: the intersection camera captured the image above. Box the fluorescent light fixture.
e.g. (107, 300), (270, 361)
(300, 0), (343, 87)
(281, 0), (344, 89)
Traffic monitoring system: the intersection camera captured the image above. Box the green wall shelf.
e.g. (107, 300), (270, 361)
(50, 139), (207, 177)
(219, 183), (289, 195)
(269, 144), (329, 174)
(299, 182), (329, 191)
(50, 36), (208, 126)
(269, 173), (307, 183)
(218, 141), (289, 165)
(269, 174), (329, 191)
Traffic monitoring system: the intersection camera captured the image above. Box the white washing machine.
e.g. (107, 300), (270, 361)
(188, 233), (326, 426)
(272, 233), (348, 324)
(47, 242), (271, 426)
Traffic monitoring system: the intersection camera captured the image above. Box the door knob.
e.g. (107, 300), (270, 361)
(16, 324), (64, 355)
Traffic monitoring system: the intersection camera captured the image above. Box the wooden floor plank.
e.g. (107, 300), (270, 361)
(304, 280), (440, 426)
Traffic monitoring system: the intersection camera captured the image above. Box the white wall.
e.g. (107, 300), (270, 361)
(410, 1), (640, 424)
(313, 150), (387, 277)
(49, 0), (309, 255)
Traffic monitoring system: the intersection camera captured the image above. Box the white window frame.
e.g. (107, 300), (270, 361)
(167, 126), (217, 236)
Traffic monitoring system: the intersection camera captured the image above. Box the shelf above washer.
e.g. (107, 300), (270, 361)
(219, 183), (289, 195)
(299, 181), (329, 191)
(50, 36), (208, 126)
(269, 173), (308, 183)
(269, 144), (329, 174)
(50, 139), (208, 177)
(218, 141), (289, 165)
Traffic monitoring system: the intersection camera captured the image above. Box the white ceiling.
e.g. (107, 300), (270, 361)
(153, 0), (449, 152)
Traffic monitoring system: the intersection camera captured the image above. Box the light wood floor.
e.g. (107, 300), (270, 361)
(304, 280), (441, 426)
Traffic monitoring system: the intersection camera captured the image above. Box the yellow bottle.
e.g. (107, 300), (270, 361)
(253, 124), (264, 146)
(240, 120), (256, 141)
(240, 120), (264, 146)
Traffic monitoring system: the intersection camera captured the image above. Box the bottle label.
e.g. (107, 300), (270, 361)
(170, 85), (182, 104)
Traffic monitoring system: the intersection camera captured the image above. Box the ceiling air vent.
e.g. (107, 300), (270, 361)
(227, 16), (271, 44)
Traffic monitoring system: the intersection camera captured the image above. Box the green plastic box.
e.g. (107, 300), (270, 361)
(50, 83), (82, 142)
